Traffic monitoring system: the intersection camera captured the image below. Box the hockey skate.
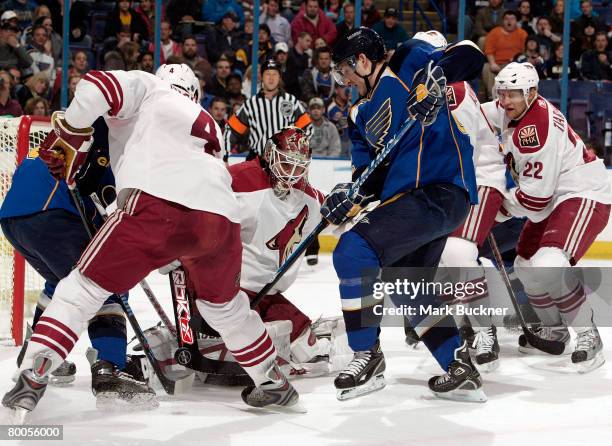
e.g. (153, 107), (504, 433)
(572, 327), (605, 374)
(2, 369), (48, 424)
(518, 326), (572, 355)
(334, 340), (386, 401)
(241, 363), (303, 412)
(428, 341), (487, 403)
(15, 332), (76, 386)
(472, 326), (500, 372)
(91, 360), (158, 410)
(404, 324), (420, 348)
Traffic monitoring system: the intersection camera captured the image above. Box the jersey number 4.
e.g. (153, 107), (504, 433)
(191, 111), (221, 156)
(523, 161), (543, 179)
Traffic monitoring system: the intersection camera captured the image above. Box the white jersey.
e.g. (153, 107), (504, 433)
(482, 96), (612, 222)
(65, 69), (240, 222)
(229, 159), (324, 294)
(446, 81), (507, 194)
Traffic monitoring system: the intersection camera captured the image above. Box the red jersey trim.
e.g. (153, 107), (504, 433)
(516, 189), (552, 211)
(83, 71), (124, 116)
(229, 159), (272, 193)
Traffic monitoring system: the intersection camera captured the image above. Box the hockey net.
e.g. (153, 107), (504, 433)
(0, 115), (51, 346)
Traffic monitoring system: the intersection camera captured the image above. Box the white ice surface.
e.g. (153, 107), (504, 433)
(2, 256), (612, 446)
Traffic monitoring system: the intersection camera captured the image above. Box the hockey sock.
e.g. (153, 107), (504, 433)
(88, 297), (128, 369)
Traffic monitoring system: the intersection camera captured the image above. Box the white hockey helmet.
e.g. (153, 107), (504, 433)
(155, 63), (200, 103)
(413, 30), (448, 49)
(494, 62), (539, 98)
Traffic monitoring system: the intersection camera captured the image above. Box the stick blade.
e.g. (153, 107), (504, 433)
(524, 330), (566, 355)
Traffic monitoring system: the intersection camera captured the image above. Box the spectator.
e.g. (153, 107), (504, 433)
(149, 21), (182, 64)
(534, 16), (560, 60)
(67, 1), (93, 47)
(0, 1), (38, 30)
(0, 21), (33, 73)
(0, 10), (19, 29)
(273, 41), (299, 96)
(549, 0), (564, 35)
(135, 0), (156, 38)
(50, 73), (80, 110)
(483, 10), (528, 99)
(103, 50), (126, 70)
(517, 1), (537, 35)
(572, 0), (606, 37)
(336, 2), (355, 43)
(361, 0), (381, 28)
(302, 46), (335, 104)
(209, 96), (229, 129)
(308, 97), (341, 157)
(226, 72), (246, 104)
(181, 36), (206, 69)
(327, 83), (351, 158)
(529, 0), (554, 17)
(104, 0), (150, 43)
(288, 31), (312, 78)
(208, 57), (232, 98)
(71, 49), (89, 76)
(27, 24), (56, 82)
(18, 5), (50, 45)
(280, 0), (295, 22)
(580, 32), (612, 81)
(254, 23), (274, 64)
(260, 0), (291, 45)
(166, 0), (200, 30)
(515, 36), (546, 77)
(202, 0), (245, 27)
(544, 42), (579, 79)
(138, 51), (154, 73)
(208, 11), (247, 64)
(473, 0), (506, 46)
(0, 69), (22, 116)
(325, 0), (342, 23)
(118, 40), (141, 70)
(291, 0), (337, 47)
(16, 72), (49, 109)
(372, 8), (409, 51)
(24, 96), (49, 115)
(39, 15), (62, 65)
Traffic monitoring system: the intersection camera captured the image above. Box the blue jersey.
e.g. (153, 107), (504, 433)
(0, 118), (115, 222)
(349, 39), (485, 204)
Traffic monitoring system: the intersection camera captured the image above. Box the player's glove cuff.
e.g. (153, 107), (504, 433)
(321, 182), (369, 226)
(408, 61), (447, 126)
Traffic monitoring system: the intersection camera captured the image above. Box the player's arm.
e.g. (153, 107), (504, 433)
(436, 40), (486, 83)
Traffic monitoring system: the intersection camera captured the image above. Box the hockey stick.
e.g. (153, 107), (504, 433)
(89, 193), (177, 336)
(249, 117), (418, 309)
(70, 188), (180, 394)
(487, 233), (566, 355)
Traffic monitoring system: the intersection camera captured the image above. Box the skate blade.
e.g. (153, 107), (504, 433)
(336, 374), (386, 401)
(49, 375), (76, 386)
(476, 360), (499, 373)
(574, 353), (605, 374)
(430, 387), (487, 403)
(96, 393), (159, 411)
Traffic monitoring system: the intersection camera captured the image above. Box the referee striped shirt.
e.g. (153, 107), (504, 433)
(224, 91), (312, 160)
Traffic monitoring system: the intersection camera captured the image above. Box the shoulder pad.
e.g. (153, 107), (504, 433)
(512, 98), (550, 154)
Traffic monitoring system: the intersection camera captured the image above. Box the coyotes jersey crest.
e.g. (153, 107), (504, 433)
(266, 205), (309, 266)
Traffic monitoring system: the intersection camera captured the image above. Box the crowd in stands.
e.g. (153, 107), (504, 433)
(0, 0), (610, 159)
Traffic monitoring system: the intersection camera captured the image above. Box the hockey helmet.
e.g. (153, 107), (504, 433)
(156, 63), (200, 103)
(331, 27), (386, 87)
(494, 62), (539, 98)
(261, 59), (282, 75)
(412, 30), (448, 49)
(263, 127), (311, 198)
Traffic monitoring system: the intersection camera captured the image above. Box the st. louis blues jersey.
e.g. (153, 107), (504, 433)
(350, 39), (485, 204)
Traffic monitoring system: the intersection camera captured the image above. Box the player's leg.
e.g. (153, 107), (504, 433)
(514, 219), (573, 354)
(536, 198), (610, 371)
(182, 211), (299, 409)
(3, 190), (170, 416)
(441, 186), (504, 371)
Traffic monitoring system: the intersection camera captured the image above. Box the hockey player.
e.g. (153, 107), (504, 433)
(487, 62), (611, 372)
(2, 64), (299, 420)
(0, 118), (155, 407)
(323, 28), (487, 402)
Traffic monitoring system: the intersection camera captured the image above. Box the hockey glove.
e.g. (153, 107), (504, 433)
(407, 61), (447, 126)
(321, 182), (370, 226)
(39, 111), (94, 187)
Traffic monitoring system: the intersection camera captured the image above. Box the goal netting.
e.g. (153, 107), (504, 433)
(0, 115), (51, 346)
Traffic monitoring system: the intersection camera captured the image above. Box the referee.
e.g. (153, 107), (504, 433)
(224, 59), (312, 160)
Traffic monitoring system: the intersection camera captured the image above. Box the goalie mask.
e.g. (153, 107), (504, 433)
(263, 127), (311, 198)
(156, 63), (200, 103)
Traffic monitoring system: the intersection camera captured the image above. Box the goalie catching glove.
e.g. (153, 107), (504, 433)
(321, 182), (372, 226)
(407, 60), (447, 126)
(39, 111), (94, 187)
